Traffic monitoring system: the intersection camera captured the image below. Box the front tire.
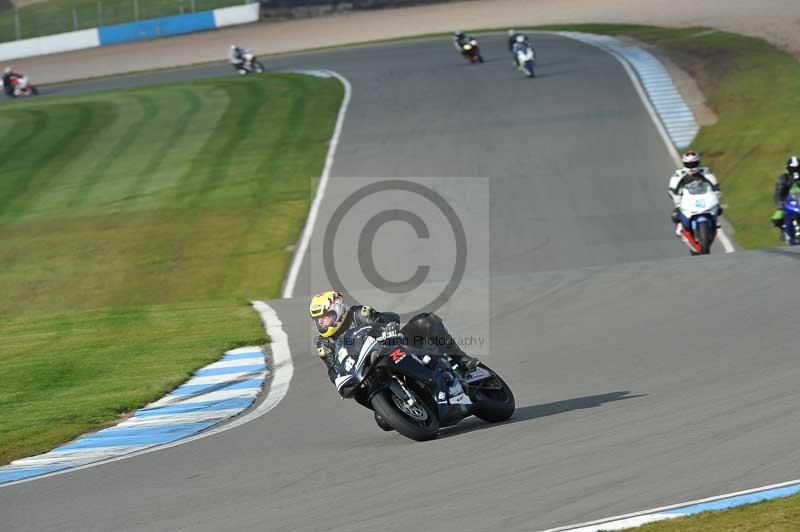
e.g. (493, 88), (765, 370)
(696, 222), (712, 254)
(371, 387), (439, 441)
(31, 86), (38, 95)
(472, 365), (515, 422)
(254, 60), (265, 73)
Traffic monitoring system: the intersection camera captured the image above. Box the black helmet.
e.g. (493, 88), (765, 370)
(454, 31), (465, 38)
(787, 155), (800, 181)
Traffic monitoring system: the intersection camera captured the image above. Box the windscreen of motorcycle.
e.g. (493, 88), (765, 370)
(680, 181), (719, 216)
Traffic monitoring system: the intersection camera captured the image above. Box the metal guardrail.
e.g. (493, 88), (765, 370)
(0, 0), (250, 43)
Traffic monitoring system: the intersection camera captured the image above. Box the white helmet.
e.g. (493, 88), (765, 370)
(4, 67), (11, 74)
(516, 34), (525, 43)
(508, 29), (515, 36)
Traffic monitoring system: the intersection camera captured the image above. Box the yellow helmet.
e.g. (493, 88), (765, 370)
(309, 290), (347, 338)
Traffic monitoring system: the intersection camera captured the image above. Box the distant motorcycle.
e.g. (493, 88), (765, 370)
(238, 52), (264, 75)
(3, 75), (38, 97)
(333, 326), (515, 441)
(459, 38), (484, 64)
(780, 188), (800, 245)
(677, 179), (720, 255)
(514, 44), (536, 77)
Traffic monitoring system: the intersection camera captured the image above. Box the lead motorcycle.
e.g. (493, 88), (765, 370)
(514, 43), (536, 77)
(677, 179), (720, 255)
(334, 326), (515, 441)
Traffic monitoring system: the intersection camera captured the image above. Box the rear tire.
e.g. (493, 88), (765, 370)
(696, 222), (712, 254)
(31, 86), (38, 95)
(371, 387), (438, 441)
(472, 365), (515, 422)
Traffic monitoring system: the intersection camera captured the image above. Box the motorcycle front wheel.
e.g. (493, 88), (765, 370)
(472, 365), (515, 422)
(371, 387), (439, 441)
(696, 222), (712, 254)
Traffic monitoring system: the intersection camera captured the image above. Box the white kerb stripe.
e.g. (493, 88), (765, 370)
(281, 71), (352, 298)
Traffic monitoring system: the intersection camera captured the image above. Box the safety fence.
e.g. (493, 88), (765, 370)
(0, 0), (250, 43)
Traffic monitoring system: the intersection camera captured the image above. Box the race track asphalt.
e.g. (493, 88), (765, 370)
(2, 34), (798, 532)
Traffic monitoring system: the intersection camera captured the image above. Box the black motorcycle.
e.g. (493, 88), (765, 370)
(458, 38), (484, 64)
(334, 326), (515, 441)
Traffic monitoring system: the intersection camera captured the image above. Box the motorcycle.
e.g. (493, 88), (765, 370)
(459, 39), (484, 64)
(238, 52), (264, 75)
(515, 44), (536, 77)
(780, 187), (800, 245)
(333, 326), (515, 441)
(677, 179), (720, 255)
(3, 75), (38, 97)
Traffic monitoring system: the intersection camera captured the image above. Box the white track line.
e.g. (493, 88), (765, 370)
(282, 70), (353, 298)
(557, 32), (735, 254)
(0, 301), (293, 489)
(539, 477), (800, 532)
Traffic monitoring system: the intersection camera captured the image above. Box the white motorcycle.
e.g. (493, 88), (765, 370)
(677, 180), (720, 255)
(3, 74), (38, 97)
(515, 45), (536, 77)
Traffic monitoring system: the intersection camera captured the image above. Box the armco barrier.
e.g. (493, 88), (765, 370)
(97, 11), (217, 46)
(0, 29), (100, 62)
(0, 3), (259, 62)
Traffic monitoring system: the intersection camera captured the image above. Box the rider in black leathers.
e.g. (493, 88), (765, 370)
(310, 290), (479, 385)
(772, 156), (800, 227)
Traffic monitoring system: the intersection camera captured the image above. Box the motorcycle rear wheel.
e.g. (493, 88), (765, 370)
(472, 365), (515, 422)
(371, 387), (439, 441)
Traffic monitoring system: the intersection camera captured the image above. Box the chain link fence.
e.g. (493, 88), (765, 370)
(0, 0), (249, 43)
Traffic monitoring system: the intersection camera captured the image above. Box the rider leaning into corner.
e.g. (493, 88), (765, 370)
(2, 67), (20, 96)
(507, 29), (531, 61)
(309, 290), (480, 427)
(668, 150), (723, 235)
(229, 45), (246, 72)
(771, 156), (800, 229)
(452, 31), (472, 52)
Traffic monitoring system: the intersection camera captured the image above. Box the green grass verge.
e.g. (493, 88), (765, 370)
(618, 493), (800, 531)
(0, 72), (343, 464)
(0, 0), (243, 42)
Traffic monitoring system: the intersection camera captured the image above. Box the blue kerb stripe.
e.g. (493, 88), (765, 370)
(57, 421), (216, 450)
(170, 377), (263, 396)
(135, 397), (254, 417)
(87, 421), (216, 439)
(0, 465), (68, 484)
(223, 351), (263, 360)
(98, 11), (215, 46)
(662, 483), (800, 516)
(194, 363), (265, 377)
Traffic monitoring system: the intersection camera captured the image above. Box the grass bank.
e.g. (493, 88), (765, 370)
(624, 492), (800, 531)
(0, 72), (343, 464)
(530, 24), (800, 249)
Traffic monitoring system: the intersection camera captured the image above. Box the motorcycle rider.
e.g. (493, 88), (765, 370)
(668, 150), (722, 235)
(229, 45), (246, 73)
(510, 34), (532, 68)
(771, 155), (800, 229)
(2, 66), (21, 96)
(452, 31), (470, 51)
(508, 29), (530, 51)
(310, 290), (480, 387)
